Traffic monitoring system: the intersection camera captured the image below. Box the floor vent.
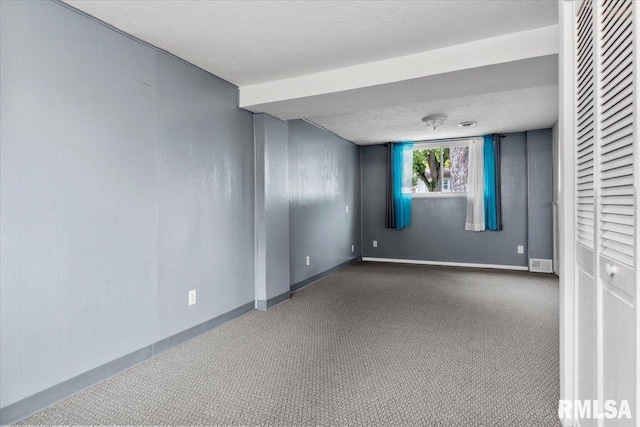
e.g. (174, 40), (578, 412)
(529, 258), (553, 273)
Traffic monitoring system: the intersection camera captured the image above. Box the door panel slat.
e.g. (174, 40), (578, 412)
(598, 0), (635, 267)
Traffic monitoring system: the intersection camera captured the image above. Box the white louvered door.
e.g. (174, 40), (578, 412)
(575, 3), (598, 425)
(598, 1), (636, 424)
(574, 1), (638, 425)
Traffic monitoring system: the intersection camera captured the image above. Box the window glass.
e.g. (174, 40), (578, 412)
(409, 143), (468, 195)
(449, 146), (469, 192)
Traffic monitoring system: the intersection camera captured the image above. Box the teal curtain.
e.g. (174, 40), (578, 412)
(392, 142), (413, 230)
(483, 135), (499, 230)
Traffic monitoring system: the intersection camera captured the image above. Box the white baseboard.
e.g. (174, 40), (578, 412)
(362, 257), (529, 271)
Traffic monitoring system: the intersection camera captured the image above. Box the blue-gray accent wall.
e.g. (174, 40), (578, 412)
(288, 120), (362, 286)
(527, 128), (554, 261)
(0, 0), (254, 409)
(361, 130), (553, 266)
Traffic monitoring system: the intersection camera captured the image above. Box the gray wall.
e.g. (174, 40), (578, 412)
(254, 114), (290, 303)
(361, 131), (551, 267)
(527, 128), (554, 261)
(0, 1), (254, 408)
(288, 120), (361, 286)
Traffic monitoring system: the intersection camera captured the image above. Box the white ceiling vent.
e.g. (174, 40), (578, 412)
(529, 259), (553, 273)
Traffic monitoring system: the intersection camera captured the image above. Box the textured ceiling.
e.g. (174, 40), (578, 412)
(64, 0), (557, 86)
(248, 55), (559, 144)
(311, 85), (559, 144)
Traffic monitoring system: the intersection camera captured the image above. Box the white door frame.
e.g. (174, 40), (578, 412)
(559, 1), (576, 425)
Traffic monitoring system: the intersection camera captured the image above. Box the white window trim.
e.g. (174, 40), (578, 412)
(409, 137), (478, 198)
(413, 137), (479, 150)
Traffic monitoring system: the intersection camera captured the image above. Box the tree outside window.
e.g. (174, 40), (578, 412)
(410, 144), (469, 194)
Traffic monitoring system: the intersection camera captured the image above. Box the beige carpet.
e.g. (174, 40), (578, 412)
(20, 262), (560, 426)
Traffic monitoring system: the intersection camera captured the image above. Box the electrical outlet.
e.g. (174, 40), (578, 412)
(346, 205), (349, 213)
(351, 244), (355, 253)
(373, 240), (378, 248)
(517, 245), (524, 254)
(306, 256), (310, 266)
(189, 290), (197, 306)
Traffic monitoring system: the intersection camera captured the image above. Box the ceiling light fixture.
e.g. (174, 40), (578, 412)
(458, 121), (477, 128)
(422, 114), (448, 130)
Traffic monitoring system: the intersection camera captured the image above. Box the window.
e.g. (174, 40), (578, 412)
(409, 140), (469, 196)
